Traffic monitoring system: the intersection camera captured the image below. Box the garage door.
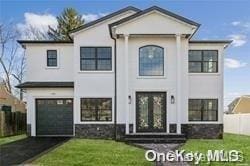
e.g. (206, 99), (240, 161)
(36, 99), (73, 136)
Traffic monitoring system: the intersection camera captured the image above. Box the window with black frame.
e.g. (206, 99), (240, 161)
(81, 98), (112, 121)
(139, 45), (164, 76)
(47, 50), (57, 67)
(189, 50), (218, 73)
(80, 47), (112, 71)
(189, 99), (218, 121)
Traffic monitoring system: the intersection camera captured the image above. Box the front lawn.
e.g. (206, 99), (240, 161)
(34, 139), (152, 166)
(0, 134), (26, 145)
(181, 133), (250, 165)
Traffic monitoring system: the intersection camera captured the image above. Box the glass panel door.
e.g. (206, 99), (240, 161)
(136, 92), (166, 132)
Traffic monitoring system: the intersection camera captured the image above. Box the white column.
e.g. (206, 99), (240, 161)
(124, 34), (130, 134)
(176, 34), (181, 134)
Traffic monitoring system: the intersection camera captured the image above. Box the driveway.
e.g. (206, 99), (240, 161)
(0, 137), (69, 166)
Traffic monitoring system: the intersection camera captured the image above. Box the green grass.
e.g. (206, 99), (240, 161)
(0, 134), (27, 145)
(181, 133), (250, 165)
(34, 139), (152, 166)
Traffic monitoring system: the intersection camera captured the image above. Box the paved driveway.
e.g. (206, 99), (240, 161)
(0, 137), (69, 166)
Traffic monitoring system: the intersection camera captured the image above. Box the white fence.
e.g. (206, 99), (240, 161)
(224, 114), (250, 136)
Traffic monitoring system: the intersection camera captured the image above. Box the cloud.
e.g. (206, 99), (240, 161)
(82, 13), (108, 22)
(225, 58), (247, 68)
(231, 21), (241, 26)
(231, 21), (250, 32)
(17, 12), (57, 39)
(228, 34), (247, 47)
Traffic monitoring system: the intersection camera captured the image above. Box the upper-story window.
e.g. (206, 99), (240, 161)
(189, 50), (218, 73)
(47, 50), (57, 67)
(80, 47), (112, 71)
(139, 45), (164, 76)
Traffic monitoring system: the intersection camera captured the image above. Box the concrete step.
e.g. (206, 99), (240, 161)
(124, 133), (187, 143)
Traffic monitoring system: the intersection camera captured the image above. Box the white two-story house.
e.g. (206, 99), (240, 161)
(17, 6), (231, 142)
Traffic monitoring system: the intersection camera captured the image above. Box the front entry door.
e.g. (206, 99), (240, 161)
(136, 92), (166, 132)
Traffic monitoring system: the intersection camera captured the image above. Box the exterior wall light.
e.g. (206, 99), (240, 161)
(171, 95), (175, 104)
(128, 95), (131, 104)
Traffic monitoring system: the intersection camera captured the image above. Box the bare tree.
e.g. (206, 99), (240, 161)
(0, 22), (25, 99)
(22, 24), (49, 40)
(12, 49), (26, 100)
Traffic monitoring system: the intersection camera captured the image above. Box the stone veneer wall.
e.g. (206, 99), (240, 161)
(27, 124), (31, 136)
(75, 124), (133, 139)
(181, 124), (223, 139)
(75, 123), (222, 139)
(169, 124), (177, 133)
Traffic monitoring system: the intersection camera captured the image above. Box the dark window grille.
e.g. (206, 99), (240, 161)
(188, 99), (218, 121)
(189, 50), (218, 73)
(47, 50), (57, 67)
(139, 45), (164, 76)
(80, 47), (112, 71)
(81, 98), (112, 121)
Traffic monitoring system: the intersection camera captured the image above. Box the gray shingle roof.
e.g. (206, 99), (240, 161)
(69, 6), (141, 33)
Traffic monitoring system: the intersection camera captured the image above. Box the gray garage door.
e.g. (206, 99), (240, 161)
(36, 99), (73, 136)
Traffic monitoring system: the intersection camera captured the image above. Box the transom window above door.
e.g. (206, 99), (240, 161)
(139, 45), (164, 76)
(80, 47), (112, 71)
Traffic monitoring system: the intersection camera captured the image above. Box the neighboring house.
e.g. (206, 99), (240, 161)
(0, 81), (26, 113)
(17, 6), (231, 141)
(227, 96), (250, 114)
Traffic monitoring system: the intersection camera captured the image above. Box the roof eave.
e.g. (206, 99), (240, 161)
(16, 82), (74, 89)
(69, 6), (141, 35)
(189, 40), (233, 48)
(109, 6), (201, 28)
(17, 40), (74, 48)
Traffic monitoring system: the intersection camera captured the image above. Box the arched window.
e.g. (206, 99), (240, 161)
(139, 45), (164, 76)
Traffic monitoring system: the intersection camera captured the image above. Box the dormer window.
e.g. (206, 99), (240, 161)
(139, 45), (164, 76)
(47, 50), (57, 67)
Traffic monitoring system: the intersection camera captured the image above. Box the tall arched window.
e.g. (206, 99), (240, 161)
(139, 45), (164, 76)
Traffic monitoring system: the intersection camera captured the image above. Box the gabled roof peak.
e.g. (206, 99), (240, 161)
(69, 6), (141, 34)
(110, 5), (201, 28)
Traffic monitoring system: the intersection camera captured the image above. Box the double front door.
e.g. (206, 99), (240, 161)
(136, 92), (166, 132)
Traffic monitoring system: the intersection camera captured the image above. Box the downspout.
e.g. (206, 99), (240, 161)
(109, 26), (117, 140)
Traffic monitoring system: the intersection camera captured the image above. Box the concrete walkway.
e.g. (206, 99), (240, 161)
(0, 137), (68, 166)
(136, 143), (189, 166)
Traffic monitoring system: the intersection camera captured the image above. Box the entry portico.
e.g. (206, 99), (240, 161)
(110, 6), (199, 135)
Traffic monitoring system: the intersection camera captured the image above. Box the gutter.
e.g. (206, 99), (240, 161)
(110, 27), (118, 140)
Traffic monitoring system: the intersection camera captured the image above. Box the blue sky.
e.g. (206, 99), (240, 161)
(1, 0), (250, 107)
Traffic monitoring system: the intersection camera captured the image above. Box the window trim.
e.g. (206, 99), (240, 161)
(188, 99), (218, 122)
(80, 47), (112, 71)
(188, 50), (218, 73)
(46, 50), (58, 67)
(80, 98), (112, 122)
(139, 45), (164, 76)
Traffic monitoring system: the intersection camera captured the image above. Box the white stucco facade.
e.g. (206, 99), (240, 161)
(19, 6), (230, 137)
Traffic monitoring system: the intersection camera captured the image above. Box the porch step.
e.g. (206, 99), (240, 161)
(124, 133), (187, 144)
